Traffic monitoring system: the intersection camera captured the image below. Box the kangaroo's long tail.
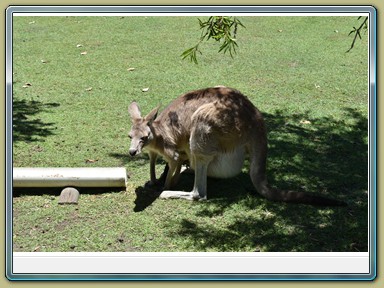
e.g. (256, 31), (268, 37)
(248, 136), (346, 207)
(260, 187), (347, 206)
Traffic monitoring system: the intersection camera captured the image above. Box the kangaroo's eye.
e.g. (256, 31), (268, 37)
(141, 136), (148, 142)
(128, 134), (132, 139)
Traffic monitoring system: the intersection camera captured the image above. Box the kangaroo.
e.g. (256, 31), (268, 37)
(128, 87), (346, 206)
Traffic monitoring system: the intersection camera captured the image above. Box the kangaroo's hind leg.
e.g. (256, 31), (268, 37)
(159, 115), (216, 201)
(189, 154), (212, 200)
(159, 154), (212, 201)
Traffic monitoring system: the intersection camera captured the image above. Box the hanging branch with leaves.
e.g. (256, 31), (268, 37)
(347, 16), (368, 52)
(181, 16), (245, 64)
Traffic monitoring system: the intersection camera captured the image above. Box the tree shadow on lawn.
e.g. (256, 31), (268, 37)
(132, 108), (369, 251)
(13, 98), (59, 142)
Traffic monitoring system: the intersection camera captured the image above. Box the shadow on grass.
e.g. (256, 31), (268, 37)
(138, 108), (367, 252)
(263, 108), (368, 196)
(13, 98), (60, 142)
(133, 185), (163, 212)
(13, 187), (124, 198)
(108, 152), (168, 212)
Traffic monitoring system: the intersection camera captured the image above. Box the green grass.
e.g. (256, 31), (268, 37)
(12, 16), (368, 252)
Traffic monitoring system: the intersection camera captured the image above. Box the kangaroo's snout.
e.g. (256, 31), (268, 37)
(129, 149), (138, 157)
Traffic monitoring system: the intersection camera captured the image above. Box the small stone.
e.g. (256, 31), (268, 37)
(58, 187), (80, 205)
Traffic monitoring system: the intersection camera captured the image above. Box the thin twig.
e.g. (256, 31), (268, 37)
(346, 17), (368, 53)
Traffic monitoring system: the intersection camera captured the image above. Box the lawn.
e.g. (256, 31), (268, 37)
(12, 16), (368, 252)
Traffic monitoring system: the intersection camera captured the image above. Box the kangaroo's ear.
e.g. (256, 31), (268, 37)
(128, 102), (142, 120)
(145, 106), (159, 125)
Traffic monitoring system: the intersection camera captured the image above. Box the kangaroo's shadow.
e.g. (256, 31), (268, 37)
(133, 167), (254, 212)
(133, 185), (163, 212)
(133, 164), (172, 212)
(133, 170), (194, 212)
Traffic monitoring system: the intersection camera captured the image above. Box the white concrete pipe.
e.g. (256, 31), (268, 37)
(13, 167), (128, 188)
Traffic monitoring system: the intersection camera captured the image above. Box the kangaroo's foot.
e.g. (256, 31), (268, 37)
(159, 190), (206, 201)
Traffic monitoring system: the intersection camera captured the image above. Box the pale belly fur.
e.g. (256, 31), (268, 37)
(186, 146), (245, 179)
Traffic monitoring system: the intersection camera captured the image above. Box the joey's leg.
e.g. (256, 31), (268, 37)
(149, 151), (157, 185)
(170, 161), (183, 188)
(146, 152), (168, 188)
(163, 160), (179, 190)
(157, 164), (169, 186)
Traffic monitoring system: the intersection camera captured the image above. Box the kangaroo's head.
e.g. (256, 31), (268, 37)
(128, 102), (159, 156)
